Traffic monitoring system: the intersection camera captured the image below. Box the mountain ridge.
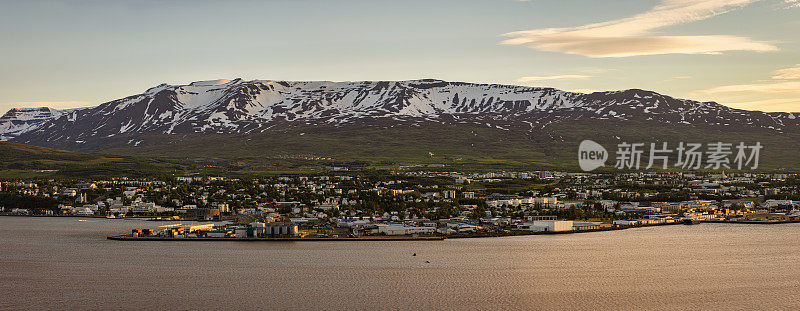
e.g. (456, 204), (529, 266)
(2, 78), (799, 170)
(3, 78), (797, 142)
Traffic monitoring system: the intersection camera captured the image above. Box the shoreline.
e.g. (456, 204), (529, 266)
(106, 220), (800, 242)
(107, 235), (446, 241)
(701, 219), (800, 224)
(5, 215), (797, 241)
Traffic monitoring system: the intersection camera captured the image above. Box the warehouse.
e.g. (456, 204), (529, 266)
(251, 222), (299, 237)
(378, 224), (436, 236)
(518, 220), (573, 232)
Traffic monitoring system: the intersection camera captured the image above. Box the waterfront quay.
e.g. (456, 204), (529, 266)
(107, 235), (446, 241)
(108, 219), (800, 242)
(109, 213), (800, 242)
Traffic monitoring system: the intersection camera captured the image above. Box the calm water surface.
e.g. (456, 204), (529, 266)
(2, 217), (800, 310)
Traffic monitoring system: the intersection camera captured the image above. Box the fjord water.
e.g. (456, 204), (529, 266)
(2, 217), (799, 310)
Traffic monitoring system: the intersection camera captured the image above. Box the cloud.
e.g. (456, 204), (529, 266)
(663, 75), (694, 82)
(703, 81), (800, 93)
(701, 65), (800, 94)
(723, 98), (800, 112)
(696, 65), (800, 111)
(516, 74), (592, 82)
(666, 75), (693, 81)
(501, 0), (778, 58)
(771, 64), (800, 79)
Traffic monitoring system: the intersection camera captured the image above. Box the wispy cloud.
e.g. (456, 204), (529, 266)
(516, 74), (592, 82)
(723, 98), (800, 111)
(771, 64), (800, 79)
(701, 65), (800, 94)
(696, 65), (800, 111)
(704, 81), (800, 93)
(501, 0), (777, 58)
(664, 75), (694, 82)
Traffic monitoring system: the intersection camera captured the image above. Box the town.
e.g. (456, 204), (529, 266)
(2, 169), (799, 240)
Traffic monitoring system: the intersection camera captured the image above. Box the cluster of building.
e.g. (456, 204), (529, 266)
(132, 222), (301, 239)
(2, 171), (800, 236)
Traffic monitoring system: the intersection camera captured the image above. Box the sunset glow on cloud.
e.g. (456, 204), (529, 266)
(502, 0), (776, 58)
(516, 75), (592, 82)
(703, 65), (800, 94)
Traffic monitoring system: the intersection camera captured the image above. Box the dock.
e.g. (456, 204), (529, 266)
(106, 219), (800, 242)
(107, 235), (446, 241)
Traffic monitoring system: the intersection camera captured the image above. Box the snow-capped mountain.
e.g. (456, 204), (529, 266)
(0, 107), (72, 141)
(0, 79), (800, 156)
(4, 78), (798, 147)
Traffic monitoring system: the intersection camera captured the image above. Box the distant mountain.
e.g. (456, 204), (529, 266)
(0, 107), (68, 141)
(3, 79), (800, 170)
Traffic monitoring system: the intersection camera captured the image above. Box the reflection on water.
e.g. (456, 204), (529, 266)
(2, 217), (800, 310)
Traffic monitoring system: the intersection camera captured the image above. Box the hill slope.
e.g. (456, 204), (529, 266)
(0, 142), (184, 178)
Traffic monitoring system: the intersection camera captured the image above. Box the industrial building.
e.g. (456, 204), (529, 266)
(377, 224), (436, 236)
(251, 222), (299, 237)
(518, 220), (573, 232)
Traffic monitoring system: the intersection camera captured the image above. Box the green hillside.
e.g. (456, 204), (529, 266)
(5, 118), (799, 176)
(0, 142), (185, 178)
(63, 120), (800, 172)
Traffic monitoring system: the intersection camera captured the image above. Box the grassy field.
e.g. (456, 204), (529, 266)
(0, 142), (186, 179)
(91, 123), (561, 172)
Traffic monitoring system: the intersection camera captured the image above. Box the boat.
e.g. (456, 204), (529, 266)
(683, 219), (700, 225)
(106, 215), (115, 219)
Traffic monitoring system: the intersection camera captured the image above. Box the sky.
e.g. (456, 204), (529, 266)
(0, 0), (799, 112)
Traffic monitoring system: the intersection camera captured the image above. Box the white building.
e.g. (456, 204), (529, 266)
(487, 196), (558, 208)
(74, 207), (95, 216)
(518, 220), (573, 232)
(613, 220), (640, 226)
(378, 224), (436, 236)
(533, 197), (558, 206)
(764, 199), (794, 208)
(315, 203), (339, 211)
